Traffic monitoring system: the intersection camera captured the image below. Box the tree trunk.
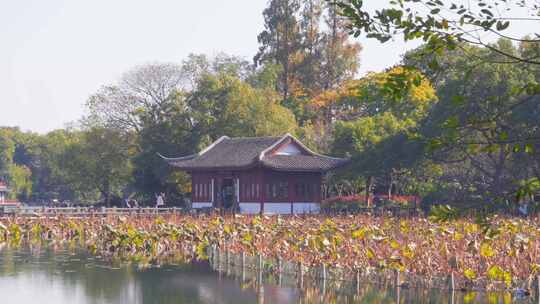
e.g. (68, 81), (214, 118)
(282, 1), (291, 100)
(102, 178), (111, 208)
(366, 176), (373, 207)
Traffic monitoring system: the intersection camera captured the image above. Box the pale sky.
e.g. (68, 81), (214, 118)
(0, 1), (535, 133)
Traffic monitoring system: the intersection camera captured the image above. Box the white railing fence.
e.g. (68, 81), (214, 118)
(0, 206), (187, 216)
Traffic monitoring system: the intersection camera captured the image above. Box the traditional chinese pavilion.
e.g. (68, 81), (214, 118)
(161, 134), (348, 214)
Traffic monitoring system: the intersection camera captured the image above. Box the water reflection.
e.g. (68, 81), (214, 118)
(0, 244), (535, 303)
(0, 244), (299, 304)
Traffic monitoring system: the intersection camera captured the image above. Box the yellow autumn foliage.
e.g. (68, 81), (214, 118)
(310, 66), (437, 119)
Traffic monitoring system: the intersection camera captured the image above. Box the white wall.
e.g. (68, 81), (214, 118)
(239, 203), (261, 214)
(239, 202), (320, 214)
(192, 201), (320, 214)
(192, 202), (213, 209)
(263, 203), (291, 214)
(292, 202), (320, 214)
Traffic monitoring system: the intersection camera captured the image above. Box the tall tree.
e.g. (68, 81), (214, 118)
(305, 2), (362, 127)
(0, 128), (33, 201)
(63, 127), (133, 206)
(85, 63), (187, 134)
(255, 0), (303, 101)
(296, 0), (323, 96)
(33, 130), (80, 201)
(319, 2), (362, 91)
(187, 73), (298, 139)
(256, 1), (362, 105)
(0, 129), (15, 180)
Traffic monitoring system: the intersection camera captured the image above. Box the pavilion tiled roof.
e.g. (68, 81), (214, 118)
(161, 134), (349, 173)
(260, 155), (347, 172)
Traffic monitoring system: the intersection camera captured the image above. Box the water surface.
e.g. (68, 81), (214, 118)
(0, 244), (534, 303)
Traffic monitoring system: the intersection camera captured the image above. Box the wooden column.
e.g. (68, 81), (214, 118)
(289, 174), (294, 214)
(216, 174), (222, 209)
(211, 178), (215, 207)
(317, 173), (323, 204)
(191, 174), (195, 203)
(259, 168), (265, 214)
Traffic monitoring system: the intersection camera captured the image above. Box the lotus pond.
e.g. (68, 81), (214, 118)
(0, 214), (539, 303)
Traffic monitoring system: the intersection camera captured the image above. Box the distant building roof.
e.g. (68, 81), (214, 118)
(160, 134), (349, 173)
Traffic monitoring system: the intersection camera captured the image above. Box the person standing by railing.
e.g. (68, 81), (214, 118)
(155, 193), (165, 208)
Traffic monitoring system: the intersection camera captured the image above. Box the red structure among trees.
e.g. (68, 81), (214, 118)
(0, 181), (20, 205)
(161, 134), (348, 214)
(0, 181), (7, 204)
